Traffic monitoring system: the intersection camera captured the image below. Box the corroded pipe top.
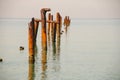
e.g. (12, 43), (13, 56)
(41, 8), (51, 20)
(41, 8), (51, 13)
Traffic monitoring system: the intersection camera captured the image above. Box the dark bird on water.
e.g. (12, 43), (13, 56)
(20, 46), (24, 50)
(0, 58), (3, 62)
(62, 30), (64, 33)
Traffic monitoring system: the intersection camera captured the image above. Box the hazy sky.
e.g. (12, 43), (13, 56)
(0, 0), (120, 18)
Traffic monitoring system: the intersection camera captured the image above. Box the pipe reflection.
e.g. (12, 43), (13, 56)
(41, 30), (47, 80)
(28, 35), (61, 80)
(40, 29), (61, 80)
(28, 57), (35, 80)
(28, 44), (38, 80)
(52, 42), (56, 60)
(28, 30), (61, 80)
(41, 48), (47, 80)
(52, 36), (61, 72)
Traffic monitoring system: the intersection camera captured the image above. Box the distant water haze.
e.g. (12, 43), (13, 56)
(0, 0), (120, 18)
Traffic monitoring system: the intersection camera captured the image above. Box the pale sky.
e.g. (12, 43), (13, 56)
(0, 0), (120, 18)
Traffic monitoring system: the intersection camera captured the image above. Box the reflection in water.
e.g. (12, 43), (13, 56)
(28, 25), (61, 80)
(28, 45), (38, 80)
(52, 41), (60, 72)
(40, 30), (61, 80)
(52, 42), (56, 60)
(28, 57), (35, 80)
(64, 25), (70, 35)
(41, 49), (47, 80)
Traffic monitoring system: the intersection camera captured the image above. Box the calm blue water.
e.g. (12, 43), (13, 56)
(0, 18), (120, 80)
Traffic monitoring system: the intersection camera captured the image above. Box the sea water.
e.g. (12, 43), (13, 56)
(0, 18), (120, 80)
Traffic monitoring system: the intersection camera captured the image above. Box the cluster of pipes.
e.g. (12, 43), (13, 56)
(28, 8), (71, 80)
(28, 8), (71, 64)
